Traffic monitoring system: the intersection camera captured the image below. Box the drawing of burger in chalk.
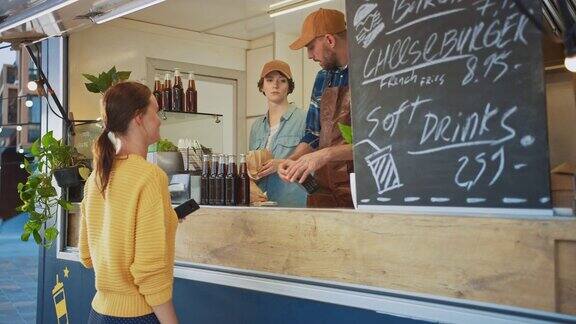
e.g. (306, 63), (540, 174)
(353, 3), (385, 49)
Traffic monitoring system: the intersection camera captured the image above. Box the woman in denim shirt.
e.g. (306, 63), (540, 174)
(249, 60), (307, 207)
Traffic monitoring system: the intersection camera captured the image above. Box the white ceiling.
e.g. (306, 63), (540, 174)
(126, 0), (346, 41)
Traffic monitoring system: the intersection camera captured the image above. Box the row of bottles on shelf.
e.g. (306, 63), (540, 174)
(200, 154), (250, 206)
(153, 68), (198, 113)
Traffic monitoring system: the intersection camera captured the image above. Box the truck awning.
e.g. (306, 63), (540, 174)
(0, 0), (165, 46)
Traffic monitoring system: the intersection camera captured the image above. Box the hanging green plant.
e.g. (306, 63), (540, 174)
(17, 131), (90, 248)
(83, 66), (131, 94)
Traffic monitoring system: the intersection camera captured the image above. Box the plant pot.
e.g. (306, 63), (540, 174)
(68, 182), (85, 203)
(155, 152), (184, 173)
(54, 166), (83, 188)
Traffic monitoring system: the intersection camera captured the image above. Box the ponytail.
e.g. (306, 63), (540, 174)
(93, 130), (116, 196)
(94, 81), (152, 196)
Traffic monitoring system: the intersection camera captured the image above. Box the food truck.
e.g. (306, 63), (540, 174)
(1, 0), (576, 322)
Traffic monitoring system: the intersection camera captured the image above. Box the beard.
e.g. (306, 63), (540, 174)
(320, 46), (339, 70)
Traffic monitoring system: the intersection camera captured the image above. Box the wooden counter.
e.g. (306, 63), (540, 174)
(175, 207), (576, 315)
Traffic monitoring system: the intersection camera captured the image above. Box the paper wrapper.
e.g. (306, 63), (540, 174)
(247, 149), (273, 181)
(250, 180), (268, 204)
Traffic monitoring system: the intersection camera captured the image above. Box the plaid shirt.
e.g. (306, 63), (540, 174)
(301, 67), (349, 149)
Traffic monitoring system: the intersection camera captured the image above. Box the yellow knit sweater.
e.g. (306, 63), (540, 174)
(79, 154), (178, 317)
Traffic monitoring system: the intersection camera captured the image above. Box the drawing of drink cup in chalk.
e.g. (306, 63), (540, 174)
(52, 274), (69, 324)
(353, 3), (385, 48)
(357, 140), (403, 194)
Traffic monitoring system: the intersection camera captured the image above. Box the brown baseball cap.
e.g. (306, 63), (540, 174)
(260, 60), (293, 79)
(289, 8), (346, 50)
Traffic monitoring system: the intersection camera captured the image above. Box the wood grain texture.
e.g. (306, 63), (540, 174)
(175, 207), (576, 314)
(556, 240), (576, 314)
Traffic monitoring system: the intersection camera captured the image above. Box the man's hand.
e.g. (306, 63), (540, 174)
(258, 159), (284, 178)
(278, 160), (296, 182)
(281, 149), (330, 183)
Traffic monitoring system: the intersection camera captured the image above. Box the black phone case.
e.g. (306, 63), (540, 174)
(174, 199), (200, 219)
(299, 175), (320, 194)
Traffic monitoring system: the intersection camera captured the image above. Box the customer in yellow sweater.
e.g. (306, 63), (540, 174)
(80, 81), (179, 324)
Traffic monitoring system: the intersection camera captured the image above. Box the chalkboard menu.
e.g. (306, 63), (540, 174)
(346, 1), (551, 214)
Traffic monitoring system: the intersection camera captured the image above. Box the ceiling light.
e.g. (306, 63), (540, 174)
(27, 80), (38, 91)
(269, 0), (333, 18)
(94, 0), (167, 25)
(25, 100), (34, 107)
(16, 125), (22, 131)
(0, 0), (80, 34)
(565, 55), (576, 72)
(270, 0), (299, 9)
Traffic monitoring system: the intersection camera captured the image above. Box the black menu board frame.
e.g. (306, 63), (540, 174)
(346, 0), (552, 216)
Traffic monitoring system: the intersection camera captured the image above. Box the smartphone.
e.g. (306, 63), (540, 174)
(298, 174), (320, 194)
(174, 198), (200, 219)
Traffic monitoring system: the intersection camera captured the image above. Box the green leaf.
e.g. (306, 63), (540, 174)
(58, 199), (73, 211)
(41, 132), (59, 150)
(45, 227), (59, 242)
(38, 186), (57, 198)
(20, 189), (34, 201)
(29, 212), (43, 223)
(116, 71), (131, 81)
(35, 161), (44, 173)
(85, 82), (101, 94)
(338, 123), (353, 144)
(109, 66), (118, 83)
(23, 159), (32, 173)
(82, 73), (99, 84)
(99, 71), (112, 92)
(41, 131), (54, 147)
(21, 232), (30, 242)
(17, 182), (24, 191)
(30, 139), (41, 156)
(156, 138), (178, 152)
(32, 230), (42, 244)
(78, 166), (91, 180)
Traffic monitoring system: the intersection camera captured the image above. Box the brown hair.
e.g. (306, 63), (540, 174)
(93, 81), (151, 195)
(257, 73), (295, 96)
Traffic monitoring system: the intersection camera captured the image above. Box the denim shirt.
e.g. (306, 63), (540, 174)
(301, 67), (349, 149)
(249, 104), (307, 207)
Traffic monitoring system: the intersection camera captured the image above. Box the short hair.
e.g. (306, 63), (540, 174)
(257, 76), (295, 96)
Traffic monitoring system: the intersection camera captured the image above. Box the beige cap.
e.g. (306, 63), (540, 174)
(260, 60), (293, 79)
(289, 8), (346, 50)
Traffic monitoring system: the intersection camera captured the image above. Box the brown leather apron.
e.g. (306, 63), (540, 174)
(307, 85), (354, 208)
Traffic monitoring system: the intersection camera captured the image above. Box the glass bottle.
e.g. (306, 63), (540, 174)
(185, 71), (198, 113)
(200, 154), (210, 205)
(225, 154), (237, 206)
(172, 68), (184, 112)
(209, 154), (219, 205)
(237, 154), (250, 206)
(216, 154), (227, 205)
(153, 75), (163, 111)
(161, 73), (172, 111)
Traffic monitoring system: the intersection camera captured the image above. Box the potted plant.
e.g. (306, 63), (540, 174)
(17, 131), (90, 247)
(153, 138), (184, 173)
(83, 66), (131, 94)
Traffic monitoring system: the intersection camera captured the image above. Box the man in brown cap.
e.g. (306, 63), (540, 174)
(278, 8), (354, 208)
